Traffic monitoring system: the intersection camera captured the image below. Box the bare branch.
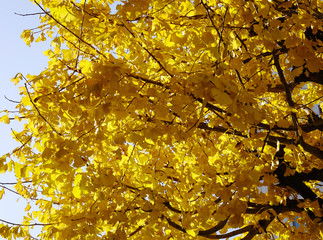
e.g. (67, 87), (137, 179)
(0, 218), (53, 227)
(15, 12), (47, 16)
(4, 95), (20, 104)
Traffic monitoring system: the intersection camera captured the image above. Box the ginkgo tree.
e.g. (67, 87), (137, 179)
(0, 0), (323, 239)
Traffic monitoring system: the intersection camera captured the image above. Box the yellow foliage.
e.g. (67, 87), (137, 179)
(1, 0), (323, 239)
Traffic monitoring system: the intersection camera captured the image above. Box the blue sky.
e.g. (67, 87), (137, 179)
(0, 0), (50, 238)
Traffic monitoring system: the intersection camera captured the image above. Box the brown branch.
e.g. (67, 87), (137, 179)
(163, 201), (182, 214)
(201, 0), (220, 37)
(273, 54), (294, 107)
(218, 7), (228, 51)
(165, 213), (265, 239)
(299, 136), (323, 159)
(261, 129), (271, 152)
(122, 144), (136, 180)
(150, 0), (176, 15)
(234, 31), (248, 52)
(198, 217), (229, 236)
(242, 213), (275, 240)
(165, 216), (186, 233)
(235, 69), (245, 88)
(129, 71), (319, 135)
(295, 70), (323, 86)
(198, 122), (247, 138)
(61, 35), (97, 59)
(131, 67), (321, 158)
(271, 53), (323, 160)
(257, 121), (322, 133)
(193, 96), (227, 114)
(273, 53), (299, 131)
(246, 199), (304, 215)
(293, 168), (323, 181)
(203, 226), (254, 239)
(33, 75), (85, 103)
(128, 224), (145, 237)
(11, 130), (33, 154)
(0, 185), (24, 196)
(70, 1), (98, 18)
(128, 74), (165, 87)
(142, 46), (174, 77)
(75, 118), (103, 141)
(267, 82), (297, 92)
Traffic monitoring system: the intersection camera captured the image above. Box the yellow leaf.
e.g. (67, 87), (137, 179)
(25, 203), (31, 211)
(4, 0), (323, 239)
(0, 115), (10, 124)
(14, 162), (23, 178)
(62, 49), (74, 61)
(186, 229), (198, 237)
(0, 188), (4, 200)
(262, 174), (278, 185)
(72, 185), (82, 199)
(74, 173), (82, 186)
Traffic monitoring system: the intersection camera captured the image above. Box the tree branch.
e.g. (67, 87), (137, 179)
(15, 12), (47, 16)
(198, 217), (229, 236)
(273, 53), (299, 131)
(25, 83), (62, 136)
(33, 1), (107, 59)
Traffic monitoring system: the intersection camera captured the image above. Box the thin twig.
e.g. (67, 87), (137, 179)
(0, 185), (39, 202)
(121, 23), (173, 77)
(75, 0), (87, 69)
(234, 69), (245, 88)
(128, 224), (146, 237)
(4, 95), (20, 104)
(143, 46), (174, 77)
(0, 181), (32, 185)
(33, 0), (107, 59)
(303, 95), (323, 107)
(75, 118), (103, 141)
(261, 129), (271, 153)
(11, 131), (33, 155)
(201, 0), (220, 37)
(150, 0), (176, 15)
(25, 83), (62, 136)
(15, 12), (47, 16)
(0, 218), (53, 227)
(122, 144), (136, 180)
(218, 7), (228, 51)
(234, 31), (248, 52)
